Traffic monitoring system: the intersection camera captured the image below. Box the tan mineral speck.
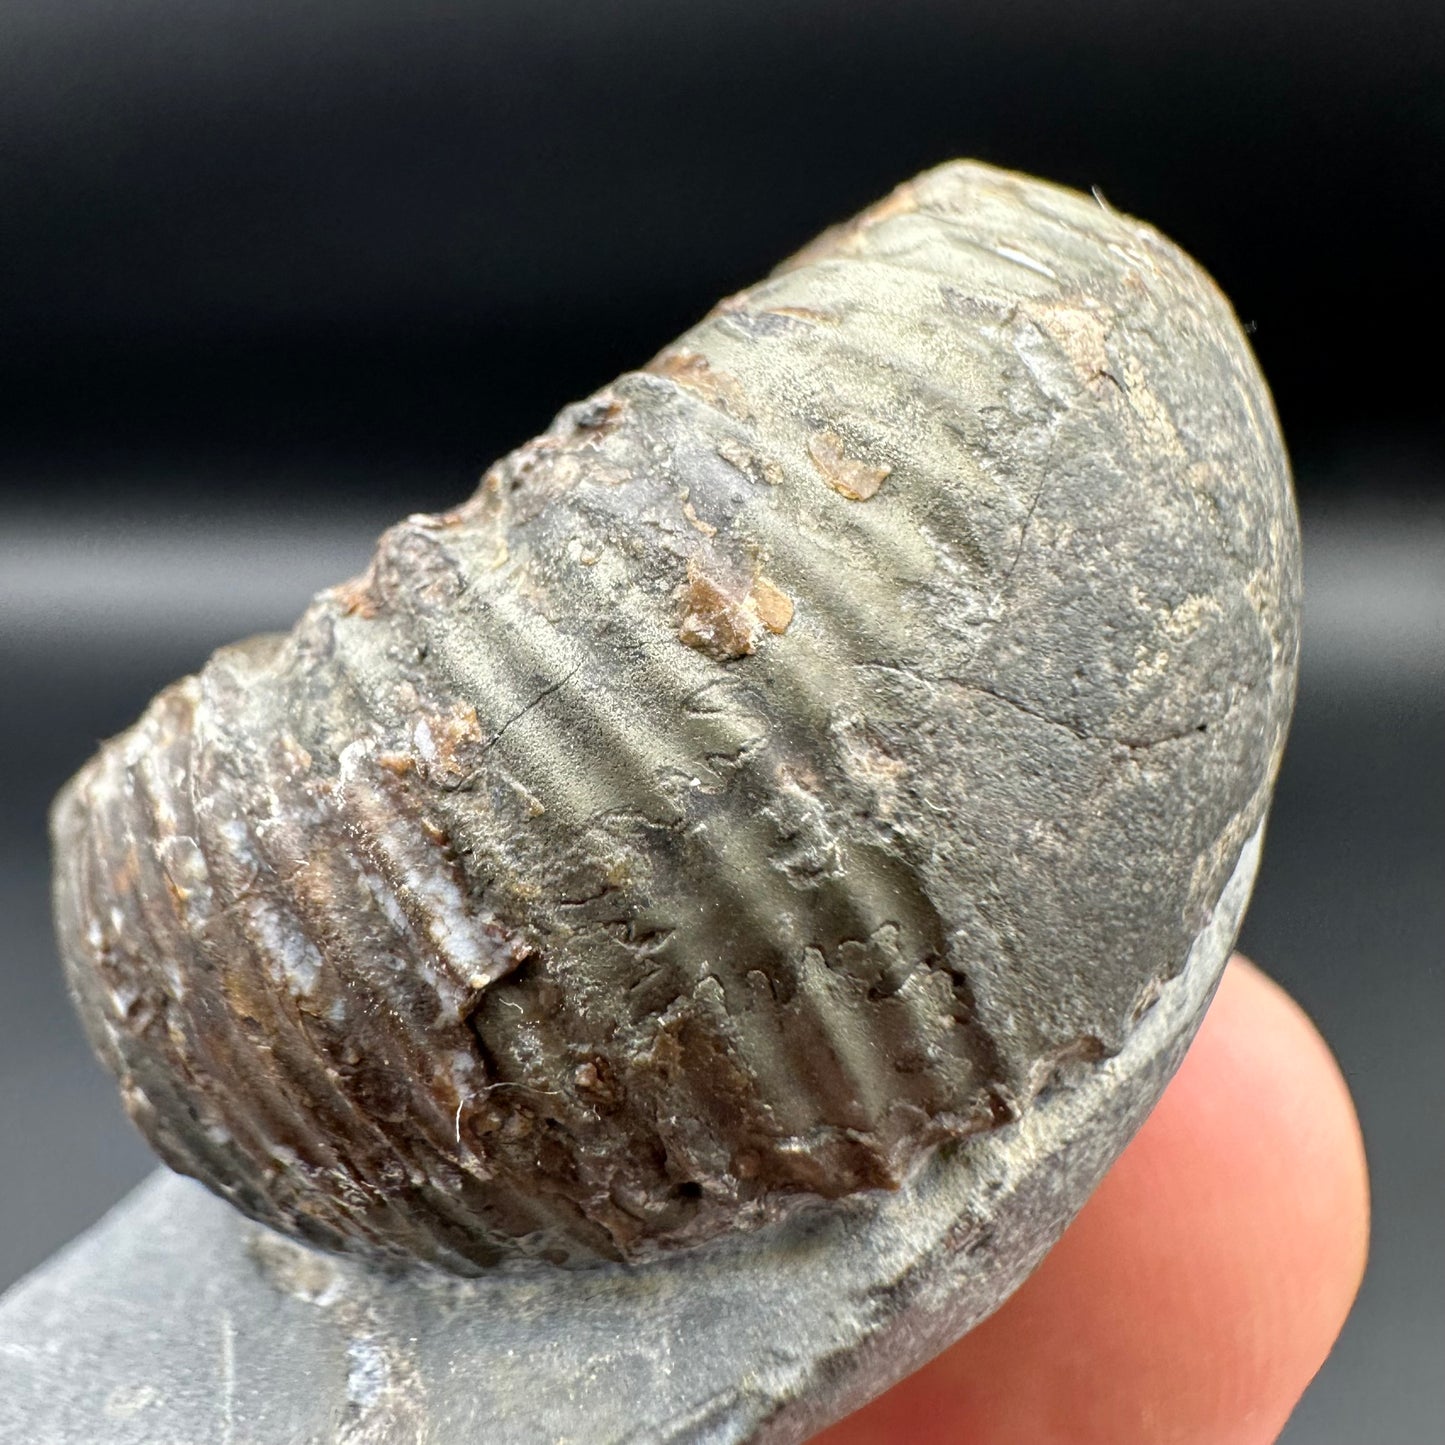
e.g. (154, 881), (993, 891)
(681, 500), (718, 537)
(776, 180), (921, 275)
(808, 431), (890, 501)
(678, 558), (795, 658)
(1033, 302), (1115, 387)
(677, 557), (760, 660)
(763, 305), (841, 326)
(649, 348), (750, 419)
(862, 179), (920, 225)
(749, 577), (794, 635)
(716, 436), (784, 486)
(1118, 353), (1188, 458)
(414, 705), (484, 782)
(331, 574), (380, 619)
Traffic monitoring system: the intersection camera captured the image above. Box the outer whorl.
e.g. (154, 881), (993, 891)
(52, 162), (1299, 1273)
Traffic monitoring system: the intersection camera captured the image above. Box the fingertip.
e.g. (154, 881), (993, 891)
(818, 956), (1369, 1445)
(1180, 955), (1371, 1412)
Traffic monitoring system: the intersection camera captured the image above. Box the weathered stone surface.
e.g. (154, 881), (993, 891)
(1, 832), (1257, 1444)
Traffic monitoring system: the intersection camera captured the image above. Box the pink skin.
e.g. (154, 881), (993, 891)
(817, 957), (1370, 1445)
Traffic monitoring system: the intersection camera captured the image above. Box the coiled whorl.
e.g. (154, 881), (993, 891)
(53, 162), (1299, 1273)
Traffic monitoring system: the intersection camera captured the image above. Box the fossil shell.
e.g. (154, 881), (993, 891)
(52, 162), (1299, 1274)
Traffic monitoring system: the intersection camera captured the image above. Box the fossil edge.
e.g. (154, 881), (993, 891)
(50, 159), (1299, 1273)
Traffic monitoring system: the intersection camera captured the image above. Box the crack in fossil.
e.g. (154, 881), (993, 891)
(483, 664), (584, 752)
(996, 435), (1057, 593)
(947, 678), (1212, 750)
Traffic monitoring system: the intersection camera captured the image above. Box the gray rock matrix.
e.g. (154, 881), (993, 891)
(20, 160), (1298, 1439)
(1, 836), (1262, 1444)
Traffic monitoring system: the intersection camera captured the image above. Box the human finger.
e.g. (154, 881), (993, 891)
(816, 956), (1370, 1445)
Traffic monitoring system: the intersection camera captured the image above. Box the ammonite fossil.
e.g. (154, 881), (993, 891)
(52, 161), (1299, 1276)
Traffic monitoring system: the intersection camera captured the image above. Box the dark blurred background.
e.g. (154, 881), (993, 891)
(1, 3), (1440, 1441)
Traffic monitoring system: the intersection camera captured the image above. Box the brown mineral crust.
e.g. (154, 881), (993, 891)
(678, 558), (762, 659)
(677, 557), (796, 659)
(646, 347), (751, 419)
(806, 430), (892, 501)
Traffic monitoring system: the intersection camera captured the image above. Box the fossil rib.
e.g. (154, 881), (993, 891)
(51, 161), (1299, 1278)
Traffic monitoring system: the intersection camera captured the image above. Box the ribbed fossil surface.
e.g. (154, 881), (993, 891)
(52, 162), (1299, 1273)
